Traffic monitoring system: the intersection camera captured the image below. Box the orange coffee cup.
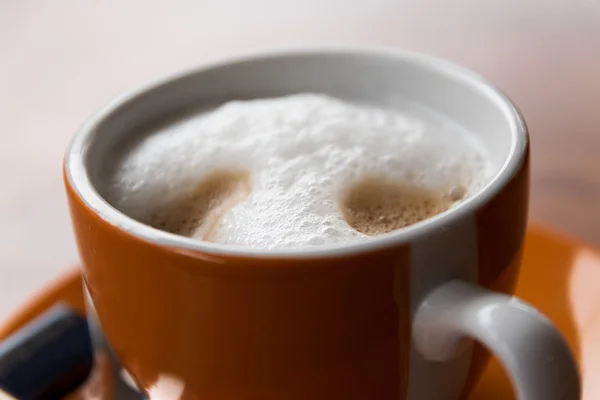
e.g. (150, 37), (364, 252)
(64, 48), (579, 399)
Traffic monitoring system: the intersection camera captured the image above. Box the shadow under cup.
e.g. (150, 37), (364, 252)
(64, 49), (529, 399)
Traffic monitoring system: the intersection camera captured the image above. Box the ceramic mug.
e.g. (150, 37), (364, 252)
(64, 48), (580, 399)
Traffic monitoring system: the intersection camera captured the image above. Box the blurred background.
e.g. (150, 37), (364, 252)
(1, 0), (599, 318)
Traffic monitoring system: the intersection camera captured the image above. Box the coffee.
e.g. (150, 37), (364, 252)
(145, 169), (251, 240)
(101, 94), (492, 248)
(341, 178), (462, 236)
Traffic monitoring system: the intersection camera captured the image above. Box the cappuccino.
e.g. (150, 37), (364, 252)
(102, 94), (492, 248)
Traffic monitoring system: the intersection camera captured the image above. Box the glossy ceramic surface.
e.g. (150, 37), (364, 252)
(0, 226), (595, 399)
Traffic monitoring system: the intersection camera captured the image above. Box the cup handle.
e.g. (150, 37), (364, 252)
(413, 280), (581, 399)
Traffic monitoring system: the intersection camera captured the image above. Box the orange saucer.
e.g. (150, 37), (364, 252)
(1, 225), (598, 399)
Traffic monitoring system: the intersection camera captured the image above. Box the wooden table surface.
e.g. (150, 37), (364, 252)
(1, 0), (599, 318)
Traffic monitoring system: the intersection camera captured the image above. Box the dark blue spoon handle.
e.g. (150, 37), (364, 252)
(0, 304), (93, 399)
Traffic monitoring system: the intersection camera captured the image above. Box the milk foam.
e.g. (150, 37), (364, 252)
(104, 94), (493, 248)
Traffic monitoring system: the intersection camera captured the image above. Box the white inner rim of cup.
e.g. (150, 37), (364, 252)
(65, 46), (527, 259)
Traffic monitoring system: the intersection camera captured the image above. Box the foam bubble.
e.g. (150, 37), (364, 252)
(103, 94), (493, 248)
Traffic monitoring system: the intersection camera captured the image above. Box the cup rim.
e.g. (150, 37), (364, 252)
(65, 45), (528, 259)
